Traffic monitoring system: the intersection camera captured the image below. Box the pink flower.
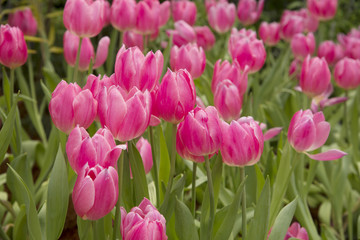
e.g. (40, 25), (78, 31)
(172, 0), (197, 26)
(135, 0), (160, 35)
(63, 0), (106, 37)
(121, 198), (167, 240)
(110, 0), (137, 31)
(167, 20), (196, 47)
(124, 31), (144, 51)
(49, 80), (98, 134)
(317, 40), (344, 65)
(334, 57), (360, 90)
(208, 1), (236, 33)
(194, 26), (215, 51)
(285, 222), (309, 240)
(83, 74), (115, 102)
(159, 1), (171, 27)
(296, 9), (319, 33)
(343, 37), (360, 60)
(8, 8), (37, 36)
(176, 130), (204, 163)
(280, 11), (305, 41)
(307, 0), (337, 21)
(221, 117), (264, 166)
(311, 84), (347, 112)
(237, 0), (264, 26)
(170, 43), (206, 79)
(259, 22), (281, 46)
(291, 32), (315, 60)
(136, 137), (153, 174)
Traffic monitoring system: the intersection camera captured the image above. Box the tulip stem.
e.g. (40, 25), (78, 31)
(73, 37), (83, 83)
(163, 124), (177, 208)
(143, 35), (149, 53)
(240, 166), (246, 239)
(113, 152), (124, 240)
(191, 162), (197, 217)
(149, 126), (160, 207)
(344, 90), (349, 143)
(119, 31), (124, 50)
(10, 68), (15, 107)
(204, 155), (215, 237)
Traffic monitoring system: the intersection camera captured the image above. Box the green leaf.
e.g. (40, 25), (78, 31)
(7, 165), (42, 240)
(46, 146), (69, 240)
(175, 198), (199, 240)
(268, 198), (298, 240)
(40, 80), (52, 103)
(2, 68), (11, 110)
(158, 125), (170, 201)
(77, 217), (93, 240)
(0, 100), (17, 164)
(42, 67), (61, 92)
(13, 205), (27, 240)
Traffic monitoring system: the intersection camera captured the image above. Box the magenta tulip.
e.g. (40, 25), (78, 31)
(167, 20), (197, 47)
(135, 0), (160, 35)
(317, 41), (344, 65)
(307, 0), (337, 21)
(194, 26), (215, 51)
(334, 57), (360, 90)
(208, 1), (236, 33)
(237, 0), (264, 26)
(159, 1), (171, 27)
(176, 129), (204, 163)
(8, 8), (37, 36)
(83, 74), (115, 102)
(343, 37), (360, 60)
(291, 32), (315, 60)
(285, 223), (309, 240)
(172, 0), (197, 26)
(136, 137), (153, 174)
(280, 11), (305, 41)
(259, 22), (281, 46)
(111, 0), (137, 31)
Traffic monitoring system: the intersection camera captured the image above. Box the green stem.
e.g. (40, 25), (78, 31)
(204, 155), (215, 237)
(149, 126), (160, 207)
(191, 162), (197, 217)
(119, 31), (124, 50)
(240, 167), (246, 239)
(73, 37), (83, 83)
(0, 225), (10, 240)
(113, 152), (124, 240)
(106, 29), (119, 75)
(344, 90), (349, 143)
(143, 35), (149, 53)
(10, 68), (14, 107)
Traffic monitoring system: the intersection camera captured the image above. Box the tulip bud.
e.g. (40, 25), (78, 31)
(221, 117), (264, 166)
(123, 31), (144, 51)
(300, 56), (331, 97)
(237, 0), (264, 26)
(280, 11), (305, 41)
(285, 222), (309, 240)
(136, 137), (153, 174)
(170, 43), (206, 79)
(72, 164), (118, 220)
(334, 57), (360, 90)
(167, 20), (197, 47)
(291, 32), (315, 60)
(208, 2), (236, 33)
(63, 0), (106, 37)
(135, 0), (160, 35)
(307, 0), (337, 21)
(8, 8), (37, 36)
(121, 198), (167, 240)
(153, 69), (196, 124)
(259, 22), (281, 46)
(172, 0), (197, 26)
(194, 26), (215, 51)
(0, 25), (28, 69)
(317, 40), (344, 65)
(111, 0), (137, 31)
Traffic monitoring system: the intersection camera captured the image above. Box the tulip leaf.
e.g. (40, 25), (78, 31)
(46, 146), (69, 240)
(13, 205), (27, 240)
(77, 216), (93, 240)
(158, 125), (170, 201)
(42, 67), (61, 92)
(175, 198), (199, 240)
(351, 93), (359, 160)
(122, 151), (134, 209)
(2, 68), (11, 110)
(0, 99), (17, 164)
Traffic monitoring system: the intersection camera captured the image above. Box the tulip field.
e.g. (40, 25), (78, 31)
(1, 0), (360, 239)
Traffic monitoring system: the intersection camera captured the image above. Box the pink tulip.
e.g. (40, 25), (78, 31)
(103, 1), (111, 26)
(208, 2), (236, 33)
(334, 57), (360, 90)
(110, 0), (137, 31)
(221, 117), (264, 166)
(214, 79), (243, 122)
(63, 0), (106, 38)
(72, 163), (118, 220)
(291, 32), (315, 60)
(159, 1), (171, 27)
(285, 223), (308, 240)
(194, 26), (215, 51)
(83, 74), (115, 102)
(121, 198), (167, 240)
(172, 0), (197, 26)
(136, 137), (153, 174)
(259, 22), (281, 46)
(176, 106), (222, 156)
(8, 8), (37, 36)
(280, 11), (305, 41)
(0, 25), (28, 69)
(66, 126), (125, 173)
(300, 56), (331, 97)
(296, 8), (319, 33)
(311, 84), (347, 112)
(228, 28), (266, 73)
(170, 43), (206, 79)
(176, 129), (204, 163)
(153, 69), (196, 124)
(135, 0), (160, 35)
(307, 0), (337, 21)
(49, 80), (98, 134)
(123, 31), (144, 51)
(343, 37), (360, 60)
(63, 31), (110, 71)
(167, 20), (196, 47)
(237, 0), (264, 26)
(114, 45), (163, 92)
(317, 41), (344, 65)
(98, 86), (151, 142)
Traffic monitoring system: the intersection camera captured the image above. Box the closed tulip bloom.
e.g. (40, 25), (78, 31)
(343, 37), (360, 60)
(167, 20), (196, 47)
(280, 11), (305, 41)
(159, 1), (171, 27)
(300, 56), (331, 97)
(49, 80), (98, 134)
(103, 1), (111, 26)
(208, 2), (236, 33)
(172, 0), (197, 26)
(214, 79), (243, 122)
(228, 28), (266, 73)
(291, 32), (315, 60)
(259, 22), (281, 46)
(297, 8), (319, 33)
(136, 137), (153, 174)
(176, 128), (204, 163)
(285, 223), (309, 240)
(136, 0), (160, 35)
(114, 45), (163, 92)
(221, 117), (264, 166)
(8, 8), (37, 36)
(111, 0), (136, 31)
(72, 164), (118, 220)
(121, 198), (167, 240)
(237, 0), (264, 26)
(124, 31), (144, 51)
(317, 41), (344, 65)
(0, 25), (28, 69)
(170, 43), (206, 79)
(334, 57), (360, 90)
(194, 26), (215, 51)
(307, 0), (337, 21)
(177, 106), (222, 156)
(63, 0), (106, 38)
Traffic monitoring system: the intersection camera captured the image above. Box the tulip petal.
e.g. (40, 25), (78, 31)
(263, 127), (282, 141)
(94, 36), (110, 69)
(72, 175), (95, 218)
(306, 149), (347, 161)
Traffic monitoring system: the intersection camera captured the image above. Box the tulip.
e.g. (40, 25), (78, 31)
(259, 22), (281, 46)
(177, 106), (222, 156)
(317, 40), (344, 65)
(208, 2), (236, 33)
(136, 137), (153, 174)
(285, 223), (309, 240)
(135, 0), (160, 35)
(153, 69), (196, 124)
(237, 0), (264, 26)
(159, 1), (171, 27)
(194, 26), (215, 51)
(72, 164), (118, 220)
(123, 31), (144, 51)
(176, 128), (204, 163)
(221, 117), (264, 166)
(98, 86), (151, 142)
(103, 1), (111, 26)
(172, 0), (197, 26)
(334, 57), (360, 90)
(0, 25), (28, 69)
(63, 31), (110, 71)
(170, 43), (206, 79)
(300, 56), (331, 97)
(121, 198), (167, 240)
(291, 32), (315, 60)
(110, 0), (137, 31)
(63, 0), (106, 37)
(343, 37), (360, 60)
(307, 0), (337, 21)
(114, 45), (163, 92)
(228, 28), (266, 73)
(49, 80), (98, 134)
(8, 8), (37, 36)
(280, 11), (305, 41)
(310, 84), (347, 112)
(167, 20), (196, 47)
(83, 74), (115, 102)
(297, 8), (319, 33)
